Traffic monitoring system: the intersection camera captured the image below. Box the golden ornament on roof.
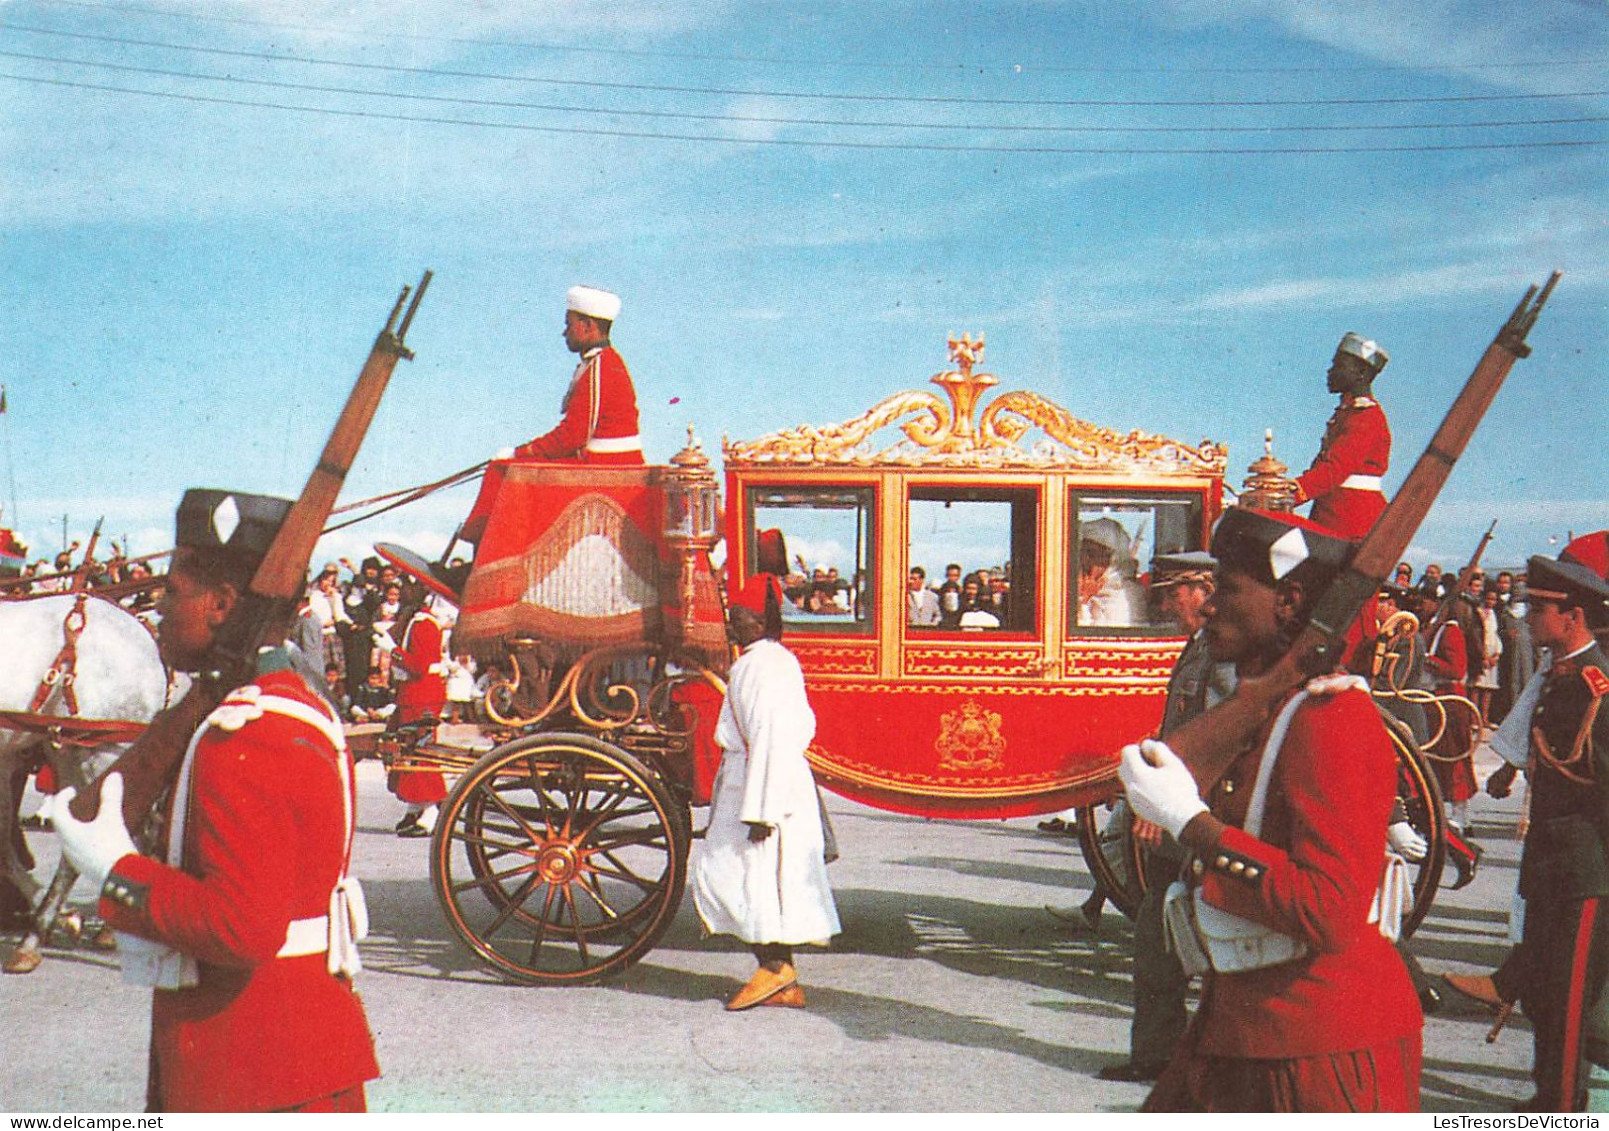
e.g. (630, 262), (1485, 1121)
(722, 336), (1226, 475)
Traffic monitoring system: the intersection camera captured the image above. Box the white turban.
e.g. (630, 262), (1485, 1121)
(567, 285), (621, 322)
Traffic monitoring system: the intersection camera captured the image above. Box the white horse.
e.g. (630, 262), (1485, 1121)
(0, 592), (169, 972)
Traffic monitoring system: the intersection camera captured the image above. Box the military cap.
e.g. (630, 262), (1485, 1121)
(176, 489), (292, 564)
(1211, 507), (1353, 591)
(1335, 332), (1390, 373)
(1150, 550), (1217, 588)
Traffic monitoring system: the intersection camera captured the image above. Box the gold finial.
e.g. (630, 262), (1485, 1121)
(947, 332), (986, 378)
(931, 333), (998, 451)
(1239, 428), (1299, 511)
(669, 421), (711, 471)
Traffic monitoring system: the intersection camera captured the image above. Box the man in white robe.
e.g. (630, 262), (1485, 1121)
(692, 572), (841, 1010)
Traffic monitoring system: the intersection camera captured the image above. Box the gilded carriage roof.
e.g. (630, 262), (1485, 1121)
(723, 334), (1227, 476)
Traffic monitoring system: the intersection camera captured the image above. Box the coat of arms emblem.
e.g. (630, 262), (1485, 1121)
(934, 699), (1007, 772)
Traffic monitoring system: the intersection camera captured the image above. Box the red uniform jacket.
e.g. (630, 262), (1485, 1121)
(99, 670), (379, 1112)
(460, 345), (644, 544)
(1297, 395), (1390, 540)
(515, 344), (643, 464)
(1425, 619), (1468, 694)
(389, 607), (448, 805)
(393, 607), (447, 724)
(1191, 687), (1421, 1060)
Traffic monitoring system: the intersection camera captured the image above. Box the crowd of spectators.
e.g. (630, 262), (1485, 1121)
(299, 556), (498, 726)
(1406, 561), (1532, 729)
(5, 545), (503, 727)
(906, 562), (1010, 630)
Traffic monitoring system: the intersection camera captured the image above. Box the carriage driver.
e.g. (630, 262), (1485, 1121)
(1293, 332), (1392, 540)
(408, 285), (644, 601)
(50, 490), (380, 1112)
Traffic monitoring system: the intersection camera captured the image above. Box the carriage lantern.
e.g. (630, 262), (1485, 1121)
(663, 426), (723, 634)
(1238, 428), (1299, 511)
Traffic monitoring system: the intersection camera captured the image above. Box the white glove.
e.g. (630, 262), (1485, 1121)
(371, 629), (396, 653)
(48, 773), (139, 892)
(1118, 739), (1208, 841)
(1305, 673), (1368, 696)
(1387, 820), (1428, 862)
(494, 446), (515, 461)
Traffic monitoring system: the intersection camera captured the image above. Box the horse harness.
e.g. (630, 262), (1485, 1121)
(0, 591), (150, 751)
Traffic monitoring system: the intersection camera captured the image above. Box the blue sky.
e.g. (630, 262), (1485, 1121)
(1, 0), (1604, 576)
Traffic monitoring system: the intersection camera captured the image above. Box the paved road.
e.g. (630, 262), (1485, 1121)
(5, 751), (1531, 1112)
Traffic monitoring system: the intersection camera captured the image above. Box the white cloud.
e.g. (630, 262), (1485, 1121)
(1159, 1), (1608, 97)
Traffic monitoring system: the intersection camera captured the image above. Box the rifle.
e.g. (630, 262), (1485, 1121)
(1159, 272), (1558, 793)
(71, 272), (432, 828)
(1426, 518), (1497, 636)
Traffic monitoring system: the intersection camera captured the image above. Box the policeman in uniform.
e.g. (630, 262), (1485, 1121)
(1506, 535), (1609, 1111)
(1100, 551), (1235, 1084)
(51, 490), (379, 1112)
(1293, 332), (1391, 540)
(1120, 509), (1422, 1112)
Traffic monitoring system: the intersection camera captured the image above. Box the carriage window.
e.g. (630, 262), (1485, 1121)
(907, 486), (1037, 633)
(1069, 494), (1204, 633)
(748, 485), (875, 635)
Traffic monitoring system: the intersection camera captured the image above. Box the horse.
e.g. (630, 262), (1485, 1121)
(0, 591), (169, 973)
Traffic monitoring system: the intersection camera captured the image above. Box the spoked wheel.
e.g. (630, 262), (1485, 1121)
(430, 731), (689, 985)
(1075, 796), (1149, 921)
(1380, 712), (1446, 939)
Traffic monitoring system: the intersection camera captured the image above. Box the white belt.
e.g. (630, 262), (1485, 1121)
(586, 434), (643, 454)
(279, 915), (330, 958)
(275, 877), (369, 977)
(1340, 474), (1382, 490)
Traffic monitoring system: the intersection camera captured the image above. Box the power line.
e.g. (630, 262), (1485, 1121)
(2, 20), (1606, 109)
(6, 47), (1603, 136)
(2, 69), (1601, 156)
(33, 0), (1609, 77)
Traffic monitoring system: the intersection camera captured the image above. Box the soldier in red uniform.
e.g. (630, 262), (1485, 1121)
(1293, 332), (1391, 540)
(50, 489), (379, 1112)
(1119, 508), (1422, 1112)
(380, 596), (450, 837)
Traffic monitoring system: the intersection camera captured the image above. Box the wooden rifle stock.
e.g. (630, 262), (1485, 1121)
(72, 272), (433, 829)
(1152, 273), (1559, 793)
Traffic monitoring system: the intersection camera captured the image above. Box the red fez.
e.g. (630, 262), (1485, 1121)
(731, 573), (782, 616)
(756, 527), (789, 577)
(1529, 529), (1609, 621)
(1562, 531), (1609, 583)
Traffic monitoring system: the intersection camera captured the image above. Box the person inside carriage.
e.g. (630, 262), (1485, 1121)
(398, 285), (642, 603)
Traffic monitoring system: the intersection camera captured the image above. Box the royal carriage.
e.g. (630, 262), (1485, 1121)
(376, 335), (1451, 985)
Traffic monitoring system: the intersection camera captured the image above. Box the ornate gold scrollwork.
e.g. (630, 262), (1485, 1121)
(723, 334), (1225, 474)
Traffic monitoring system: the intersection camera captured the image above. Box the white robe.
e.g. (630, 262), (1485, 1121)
(692, 638), (841, 946)
(1080, 568), (1148, 627)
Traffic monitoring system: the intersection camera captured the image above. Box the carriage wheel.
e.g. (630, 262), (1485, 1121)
(430, 731), (689, 985)
(1380, 712), (1446, 939)
(1075, 797), (1148, 921)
